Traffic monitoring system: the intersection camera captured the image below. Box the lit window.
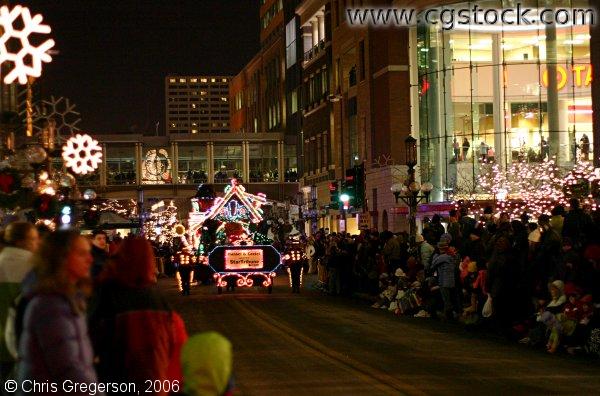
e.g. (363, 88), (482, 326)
(211, 78), (216, 82)
(192, 122), (197, 126)
(169, 78), (176, 83)
(200, 91), (207, 96)
(222, 78), (227, 82)
(201, 78), (208, 83)
(171, 123), (176, 127)
(191, 78), (198, 83)
(179, 78), (186, 83)
(221, 97), (228, 102)
(191, 104), (197, 108)
(192, 129), (198, 134)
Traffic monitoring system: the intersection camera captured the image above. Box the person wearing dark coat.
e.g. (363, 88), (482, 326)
(562, 198), (593, 249)
(463, 227), (486, 269)
(425, 214), (445, 245)
(536, 215), (563, 284)
(90, 229), (108, 281)
(486, 236), (515, 331)
(90, 238), (187, 395)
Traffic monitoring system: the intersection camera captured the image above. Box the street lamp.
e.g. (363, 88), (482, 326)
(391, 135), (433, 244)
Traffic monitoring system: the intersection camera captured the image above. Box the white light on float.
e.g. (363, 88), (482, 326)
(0, 5), (55, 84)
(62, 134), (103, 175)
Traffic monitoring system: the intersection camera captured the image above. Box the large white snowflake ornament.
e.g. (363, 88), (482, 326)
(0, 5), (55, 84)
(62, 134), (103, 175)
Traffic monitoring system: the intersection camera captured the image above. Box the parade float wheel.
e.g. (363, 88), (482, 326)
(217, 286), (223, 294)
(267, 285), (273, 294)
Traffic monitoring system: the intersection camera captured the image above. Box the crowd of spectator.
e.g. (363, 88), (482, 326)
(306, 198), (600, 357)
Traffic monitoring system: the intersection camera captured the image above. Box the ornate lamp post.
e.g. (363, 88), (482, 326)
(391, 135), (433, 244)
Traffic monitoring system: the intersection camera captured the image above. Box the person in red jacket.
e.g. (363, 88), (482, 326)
(89, 237), (187, 395)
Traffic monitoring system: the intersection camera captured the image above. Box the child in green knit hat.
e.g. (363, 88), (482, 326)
(181, 332), (234, 396)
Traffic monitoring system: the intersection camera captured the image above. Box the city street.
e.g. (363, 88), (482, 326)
(165, 275), (600, 396)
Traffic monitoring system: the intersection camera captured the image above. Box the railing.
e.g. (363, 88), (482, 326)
(303, 39), (327, 63)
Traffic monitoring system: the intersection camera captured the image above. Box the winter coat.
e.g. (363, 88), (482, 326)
(536, 228), (563, 282)
(91, 245), (108, 280)
(382, 237), (402, 261)
(17, 293), (98, 395)
(562, 208), (593, 247)
(0, 247), (33, 363)
(419, 242), (435, 269)
(486, 251), (512, 299)
(430, 253), (456, 288)
(89, 281), (187, 395)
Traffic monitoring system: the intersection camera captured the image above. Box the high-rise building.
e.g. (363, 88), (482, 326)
(165, 76), (232, 135)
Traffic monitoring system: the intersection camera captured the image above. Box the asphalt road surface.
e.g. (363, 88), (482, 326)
(164, 274), (600, 396)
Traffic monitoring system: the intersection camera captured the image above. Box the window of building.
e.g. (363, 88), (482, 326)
(286, 18), (298, 69)
(169, 78), (176, 83)
(178, 144), (207, 184)
(284, 145), (298, 182)
(291, 89), (298, 114)
(249, 143), (278, 182)
(359, 40), (365, 80)
(201, 78), (208, 83)
(211, 78), (216, 82)
(179, 78), (186, 83)
(213, 144), (243, 182)
(106, 145), (136, 186)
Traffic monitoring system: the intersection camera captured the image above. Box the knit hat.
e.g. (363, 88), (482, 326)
(440, 233), (452, 243)
(415, 234), (424, 243)
(549, 280), (565, 295)
(181, 332), (233, 396)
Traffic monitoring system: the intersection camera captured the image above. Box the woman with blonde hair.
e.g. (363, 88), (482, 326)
(17, 230), (98, 391)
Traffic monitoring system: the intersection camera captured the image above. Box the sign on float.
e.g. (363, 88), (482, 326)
(224, 249), (264, 271)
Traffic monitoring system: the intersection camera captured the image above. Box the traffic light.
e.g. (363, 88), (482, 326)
(329, 181), (339, 209)
(341, 164), (365, 209)
(343, 168), (356, 207)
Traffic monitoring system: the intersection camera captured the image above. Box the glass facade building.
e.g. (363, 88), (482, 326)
(415, 0), (592, 202)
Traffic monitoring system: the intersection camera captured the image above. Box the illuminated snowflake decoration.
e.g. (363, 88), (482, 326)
(32, 96), (81, 142)
(0, 5), (55, 84)
(62, 134), (103, 175)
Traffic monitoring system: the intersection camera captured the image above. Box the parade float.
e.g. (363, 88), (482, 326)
(185, 179), (282, 293)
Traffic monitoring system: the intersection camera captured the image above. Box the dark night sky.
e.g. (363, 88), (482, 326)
(20, 0), (260, 134)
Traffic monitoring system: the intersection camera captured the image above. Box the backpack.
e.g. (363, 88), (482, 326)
(4, 293), (29, 359)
